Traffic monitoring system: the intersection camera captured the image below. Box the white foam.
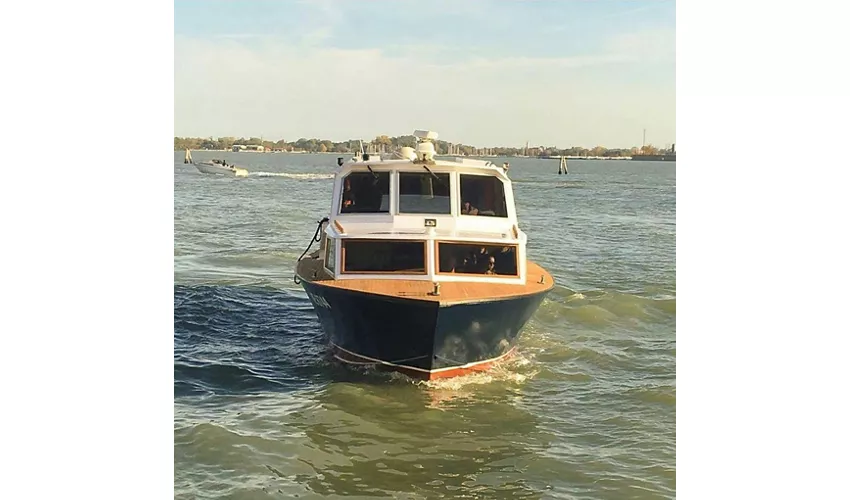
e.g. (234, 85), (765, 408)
(417, 352), (539, 393)
(249, 172), (334, 179)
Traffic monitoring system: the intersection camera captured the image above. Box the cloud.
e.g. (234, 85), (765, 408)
(605, 28), (675, 63)
(300, 26), (334, 46)
(456, 54), (631, 70)
(174, 33), (675, 147)
(602, 1), (675, 20)
(211, 34), (273, 40)
(289, 0), (344, 47)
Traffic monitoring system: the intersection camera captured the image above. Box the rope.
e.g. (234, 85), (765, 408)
(293, 217), (329, 284)
(433, 354), (471, 367)
(297, 217), (329, 262)
(385, 353), (431, 365)
(337, 352), (431, 367)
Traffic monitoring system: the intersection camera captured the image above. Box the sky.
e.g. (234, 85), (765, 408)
(174, 0), (675, 149)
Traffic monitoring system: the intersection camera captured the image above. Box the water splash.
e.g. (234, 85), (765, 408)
(249, 172), (334, 179)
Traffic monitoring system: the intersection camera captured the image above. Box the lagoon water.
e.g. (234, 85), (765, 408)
(174, 151), (676, 499)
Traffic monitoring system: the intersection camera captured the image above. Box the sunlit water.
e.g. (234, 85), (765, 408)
(174, 151), (676, 499)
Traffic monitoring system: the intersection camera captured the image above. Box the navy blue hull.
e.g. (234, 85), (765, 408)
(299, 278), (549, 379)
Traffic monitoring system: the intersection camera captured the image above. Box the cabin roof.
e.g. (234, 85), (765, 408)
(332, 157), (512, 186)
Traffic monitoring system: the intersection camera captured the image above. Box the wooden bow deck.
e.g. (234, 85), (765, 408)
(296, 257), (553, 305)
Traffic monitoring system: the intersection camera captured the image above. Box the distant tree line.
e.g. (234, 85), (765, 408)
(174, 135), (673, 157)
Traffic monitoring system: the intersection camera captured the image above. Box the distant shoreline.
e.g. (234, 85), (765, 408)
(175, 134), (674, 159)
(176, 149), (680, 161)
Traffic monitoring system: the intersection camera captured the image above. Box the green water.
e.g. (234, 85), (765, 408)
(174, 151), (675, 499)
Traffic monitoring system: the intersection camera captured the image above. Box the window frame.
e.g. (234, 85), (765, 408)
(457, 173), (509, 218)
(340, 238), (429, 275)
(434, 241), (520, 277)
(324, 236), (336, 275)
(396, 171), (453, 215)
(337, 170), (392, 215)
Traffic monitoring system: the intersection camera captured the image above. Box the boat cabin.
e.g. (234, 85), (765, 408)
(318, 131), (529, 286)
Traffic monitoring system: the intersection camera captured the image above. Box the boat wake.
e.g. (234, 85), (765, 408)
(249, 172), (334, 180)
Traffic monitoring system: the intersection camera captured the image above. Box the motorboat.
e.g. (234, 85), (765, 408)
(294, 130), (554, 380)
(193, 158), (248, 177)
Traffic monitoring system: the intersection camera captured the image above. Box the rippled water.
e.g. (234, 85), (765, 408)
(174, 151), (676, 499)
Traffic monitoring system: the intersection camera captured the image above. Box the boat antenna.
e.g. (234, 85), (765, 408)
(367, 165), (379, 181)
(422, 165), (448, 188)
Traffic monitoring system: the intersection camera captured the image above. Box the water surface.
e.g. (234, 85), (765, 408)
(174, 151), (676, 499)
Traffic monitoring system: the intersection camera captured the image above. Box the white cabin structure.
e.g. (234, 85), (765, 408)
(317, 131), (530, 287)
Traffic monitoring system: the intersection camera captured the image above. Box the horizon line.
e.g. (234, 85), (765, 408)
(173, 134), (675, 150)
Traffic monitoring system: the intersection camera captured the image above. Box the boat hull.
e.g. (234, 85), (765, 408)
(194, 162), (248, 177)
(298, 276), (550, 379)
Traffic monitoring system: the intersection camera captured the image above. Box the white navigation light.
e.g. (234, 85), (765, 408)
(413, 130), (439, 141)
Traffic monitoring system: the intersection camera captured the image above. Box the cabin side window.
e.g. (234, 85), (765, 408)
(339, 171), (391, 214)
(459, 175), (508, 217)
(342, 240), (427, 274)
(324, 237), (335, 274)
(437, 243), (518, 276)
(398, 172), (451, 214)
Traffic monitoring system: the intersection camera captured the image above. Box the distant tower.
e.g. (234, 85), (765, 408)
(672, 143), (675, 153)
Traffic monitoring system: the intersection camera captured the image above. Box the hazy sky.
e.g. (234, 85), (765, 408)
(174, 0), (675, 149)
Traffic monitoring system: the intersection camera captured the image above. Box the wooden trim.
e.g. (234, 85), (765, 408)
(333, 220), (345, 233)
(298, 258), (554, 304)
(340, 239), (428, 275)
(339, 269), (427, 275)
(435, 240), (520, 277)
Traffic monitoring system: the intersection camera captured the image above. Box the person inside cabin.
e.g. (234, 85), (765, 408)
(442, 253), (458, 273)
(461, 201), (479, 215)
(342, 178), (355, 210)
(460, 249), (474, 272)
(485, 256), (497, 275)
(476, 247), (491, 272)
(460, 246), (489, 273)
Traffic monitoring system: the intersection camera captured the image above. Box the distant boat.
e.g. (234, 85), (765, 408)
(631, 154), (676, 162)
(194, 159), (248, 177)
(632, 144), (675, 162)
